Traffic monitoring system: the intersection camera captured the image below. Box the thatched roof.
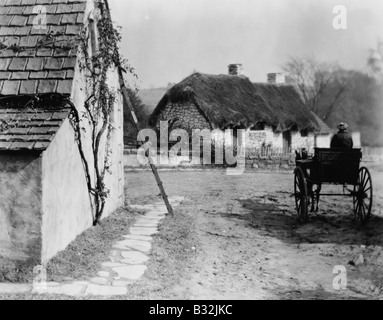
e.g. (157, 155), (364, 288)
(149, 73), (324, 132)
(251, 83), (321, 132)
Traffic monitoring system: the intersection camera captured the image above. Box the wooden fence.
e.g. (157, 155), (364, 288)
(246, 147), (294, 158)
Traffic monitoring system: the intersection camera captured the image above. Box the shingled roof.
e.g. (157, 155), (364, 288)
(0, 0), (88, 151)
(0, 0), (87, 96)
(0, 107), (70, 151)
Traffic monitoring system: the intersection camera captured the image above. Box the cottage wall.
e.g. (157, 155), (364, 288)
(291, 131), (315, 150)
(246, 128), (332, 153)
(155, 103), (211, 131)
(246, 126), (283, 149)
(316, 134), (331, 148)
(37, 47), (124, 263)
(71, 58), (125, 220)
(0, 154), (43, 263)
(41, 119), (93, 263)
(98, 67), (125, 217)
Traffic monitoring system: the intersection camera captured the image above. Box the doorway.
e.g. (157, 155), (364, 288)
(283, 131), (291, 153)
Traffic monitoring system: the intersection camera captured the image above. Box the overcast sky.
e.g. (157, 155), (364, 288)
(108, 0), (383, 89)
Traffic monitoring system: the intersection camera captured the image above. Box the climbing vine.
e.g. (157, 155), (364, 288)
(73, 0), (137, 225)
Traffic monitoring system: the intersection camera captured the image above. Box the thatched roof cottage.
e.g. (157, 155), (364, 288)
(149, 66), (331, 152)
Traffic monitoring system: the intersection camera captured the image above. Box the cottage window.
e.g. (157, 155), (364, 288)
(250, 123), (265, 131)
(300, 129), (309, 137)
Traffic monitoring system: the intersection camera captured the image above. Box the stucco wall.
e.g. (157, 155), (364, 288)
(100, 68), (125, 216)
(41, 119), (93, 263)
(155, 103), (211, 131)
(246, 126), (283, 149)
(70, 52), (124, 221)
(0, 153), (42, 263)
(352, 132), (362, 148)
(247, 128), (331, 152)
(316, 134), (331, 148)
(39, 52), (125, 263)
(291, 131), (315, 150)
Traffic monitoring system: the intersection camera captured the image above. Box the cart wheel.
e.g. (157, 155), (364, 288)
(353, 167), (373, 224)
(294, 167), (308, 223)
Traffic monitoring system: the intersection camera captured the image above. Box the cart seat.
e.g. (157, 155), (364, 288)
(310, 148), (362, 184)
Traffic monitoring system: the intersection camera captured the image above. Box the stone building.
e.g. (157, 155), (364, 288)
(0, 0), (124, 265)
(149, 67), (331, 153)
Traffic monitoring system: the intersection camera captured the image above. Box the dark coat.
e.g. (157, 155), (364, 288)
(330, 131), (354, 148)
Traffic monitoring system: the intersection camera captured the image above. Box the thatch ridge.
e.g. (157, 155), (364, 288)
(149, 73), (322, 132)
(252, 83), (320, 131)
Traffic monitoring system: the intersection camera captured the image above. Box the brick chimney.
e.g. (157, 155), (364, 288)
(267, 73), (285, 84)
(228, 64), (244, 76)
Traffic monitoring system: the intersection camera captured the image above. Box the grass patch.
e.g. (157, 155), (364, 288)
(0, 200), (198, 300)
(0, 207), (137, 284)
(120, 206), (199, 300)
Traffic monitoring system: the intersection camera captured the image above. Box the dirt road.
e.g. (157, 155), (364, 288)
(126, 168), (383, 300)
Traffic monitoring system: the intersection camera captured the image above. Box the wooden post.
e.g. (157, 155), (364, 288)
(118, 69), (174, 217)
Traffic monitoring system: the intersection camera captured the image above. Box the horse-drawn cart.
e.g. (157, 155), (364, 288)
(294, 148), (373, 224)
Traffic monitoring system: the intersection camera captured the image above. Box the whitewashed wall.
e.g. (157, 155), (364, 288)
(246, 126), (283, 149)
(39, 0), (125, 262)
(315, 134), (331, 148)
(41, 119), (93, 263)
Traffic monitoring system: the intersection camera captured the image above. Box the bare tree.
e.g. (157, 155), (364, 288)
(283, 56), (349, 121)
(368, 39), (383, 78)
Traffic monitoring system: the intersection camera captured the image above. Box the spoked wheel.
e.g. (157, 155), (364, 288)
(294, 167), (309, 223)
(353, 167), (373, 224)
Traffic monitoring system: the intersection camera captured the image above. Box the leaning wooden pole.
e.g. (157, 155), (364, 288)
(117, 70), (174, 216)
(103, 0), (174, 216)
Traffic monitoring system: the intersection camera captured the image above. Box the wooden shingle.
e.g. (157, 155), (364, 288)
(0, 0), (87, 95)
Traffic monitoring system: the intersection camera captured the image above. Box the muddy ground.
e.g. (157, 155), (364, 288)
(126, 167), (383, 300)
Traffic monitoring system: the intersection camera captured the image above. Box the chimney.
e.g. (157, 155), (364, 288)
(228, 64), (244, 76)
(267, 73), (285, 84)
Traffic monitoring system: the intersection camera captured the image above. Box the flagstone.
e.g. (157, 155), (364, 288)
(101, 262), (125, 268)
(120, 251), (149, 264)
(32, 285), (62, 295)
(73, 281), (90, 286)
(145, 211), (166, 216)
(129, 227), (158, 236)
(134, 217), (163, 223)
(145, 209), (167, 213)
(129, 205), (149, 211)
(60, 283), (86, 296)
(123, 234), (153, 241)
(135, 217), (162, 222)
(134, 222), (160, 228)
(44, 282), (61, 287)
(112, 265), (147, 280)
(90, 277), (110, 285)
(112, 280), (132, 287)
(114, 239), (151, 253)
(97, 271), (110, 278)
(0, 284), (31, 294)
(85, 284), (127, 296)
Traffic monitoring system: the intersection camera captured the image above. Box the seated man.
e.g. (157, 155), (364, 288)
(330, 123), (354, 148)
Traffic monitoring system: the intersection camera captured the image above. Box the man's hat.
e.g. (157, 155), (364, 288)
(337, 122), (348, 131)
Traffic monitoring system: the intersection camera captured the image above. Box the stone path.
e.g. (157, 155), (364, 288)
(0, 196), (184, 298)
